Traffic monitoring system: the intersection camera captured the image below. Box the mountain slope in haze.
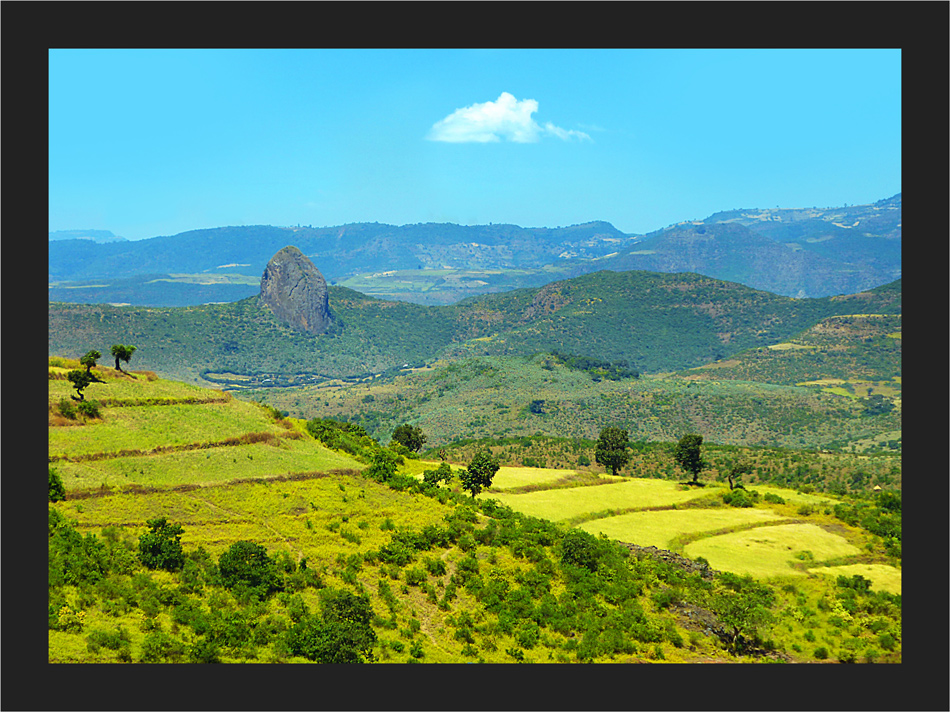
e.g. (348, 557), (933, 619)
(48, 195), (900, 306)
(565, 194), (901, 299)
(572, 222), (878, 299)
(49, 268), (901, 388)
(47, 221), (634, 284)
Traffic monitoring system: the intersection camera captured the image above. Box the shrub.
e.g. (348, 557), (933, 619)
(813, 646), (829, 660)
(137, 518), (185, 572)
(49, 468), (66, 502)
(218, 541), (283, 598)
(424, 557), (447, 577)
(722, 488), (754, 508)
(140, 630), (186, 663)
(58, 397), (77, 420)
(77, 399), (102, 419)
(762, 492), (785, 505)
(404, 567), (427, 587)
(559, 528), (602, 572)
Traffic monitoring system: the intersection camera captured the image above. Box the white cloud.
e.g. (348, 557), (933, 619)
(427, 92), (591, 144)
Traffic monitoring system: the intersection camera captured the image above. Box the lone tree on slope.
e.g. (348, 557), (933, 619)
(391, 424), (427, 453)
(80, 350), (106, 382)
(111, 344), (137, 373)
(460, 450), (500, 498)
(674, 433), (706, 485)
(595, 427), (631, 477)
(66, 369), (94, 401)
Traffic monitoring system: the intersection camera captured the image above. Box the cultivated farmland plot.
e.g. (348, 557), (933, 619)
(683, 523), (862, 580)
(54, 438), (359, 490)
(479, 478), (712, 522)
(577, 508), (790, 550)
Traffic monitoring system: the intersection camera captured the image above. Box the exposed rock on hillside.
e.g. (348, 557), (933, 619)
(259, 246), (333, 334)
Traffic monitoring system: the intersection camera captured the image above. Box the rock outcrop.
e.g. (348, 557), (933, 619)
(259, 246), (333, 334)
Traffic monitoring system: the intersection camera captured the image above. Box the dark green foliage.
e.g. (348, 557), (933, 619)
(559, 528), (603, 573)
(862, 394), (895, 417)
(306, 417), (378, 459)
(140, 630), (187, 663)
(722, 488), (758, 508)
(710, 572), (775, 653)
(111, 344), (136, 371)
(137, 518), (185, 572)
(365, 448), (401, 483)
(548, 350), (639, 381)
(391, 423), (426, 452)
(48, 509), (108, 587)
(66, 369), (94, 401)
(460, 450), (499, 498)
(285, 588), (377, 663)
(80, 350), (105, 381)
(85, 625), (131, 655)
(76, 399), (102, 419)
(674, 433), (706, 483)
(57, 397), (78, 420)
(422, 462), (453, 487)
(595, 427), (630, 476)
(49, 467), (66, 502)
(217, 541), (283, 599)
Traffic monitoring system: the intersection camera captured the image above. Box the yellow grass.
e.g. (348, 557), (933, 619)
(577, 508), (788, 549)
(810, 563), (901, 595)
(683, 523), (861, 580)
(753, 485), (837, 507)
(486, 466), (582, 491)
(479, 478), (711, 522)
(53, 437), (361, 490)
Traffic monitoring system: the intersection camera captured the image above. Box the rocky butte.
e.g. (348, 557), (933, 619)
(259, 245), (334, 334)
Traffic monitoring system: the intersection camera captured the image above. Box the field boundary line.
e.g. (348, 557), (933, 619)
(63, 468), (363, 500)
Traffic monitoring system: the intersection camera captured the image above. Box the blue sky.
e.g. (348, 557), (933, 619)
(49, 49), (901, 241)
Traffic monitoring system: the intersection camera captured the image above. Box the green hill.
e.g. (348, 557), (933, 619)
(48, 270), (902, 389)
(47, 359), (902, 668)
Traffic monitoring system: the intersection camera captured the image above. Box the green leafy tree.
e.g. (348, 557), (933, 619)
(726, 461), (752, 490)
(391, 424), (426, 452)
(710, 573), (775, 653)
(80, 350), (106, 382)
(111, 344), (136, 373)
(217, 541), (283, 598)
(49, 467), (66, 502)
(365, 448), (400, 483)
(422, 462), (454, 487)
(674, 433), (706, 484)
(460, 450), (499, 498)
(67, 369), (94, 401)
(595, 427), (631, 476)
(285, 588), (377, 663)
(137, 517), (185, 572)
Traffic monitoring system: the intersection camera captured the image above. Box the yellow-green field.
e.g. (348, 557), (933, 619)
(577, 508), (790, 549)
(53, 436), (361, 490)
(479, 478), (713, 522)
(683, 523), (861, 580)
(54, 472), (451, 560)
(49, 400), (284, 458)
(811, 563), (902, 595)
(485, 466), (587, 491)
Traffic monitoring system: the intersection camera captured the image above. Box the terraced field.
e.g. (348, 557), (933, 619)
(47, 358), (901, 668)
(480, 468), (900, 594)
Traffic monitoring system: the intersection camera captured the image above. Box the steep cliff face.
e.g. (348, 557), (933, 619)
(259, 246), (333, 334)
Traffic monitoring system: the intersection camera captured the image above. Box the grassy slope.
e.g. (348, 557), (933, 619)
(48, 361), (901, 665)
(48, 272), (902, 390)
(248, 352), (902, 456)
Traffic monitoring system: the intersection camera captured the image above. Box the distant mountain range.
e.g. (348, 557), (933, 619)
(48, 194), (900, 305)
(48, 229), (127, 244)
